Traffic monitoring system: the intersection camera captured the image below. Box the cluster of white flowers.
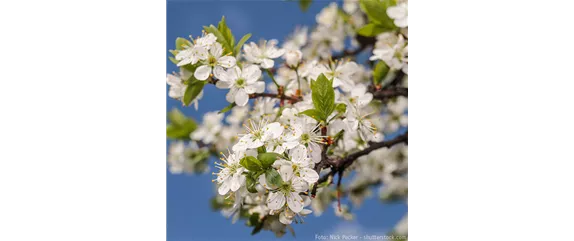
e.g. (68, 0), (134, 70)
(166, 0), (408, 237)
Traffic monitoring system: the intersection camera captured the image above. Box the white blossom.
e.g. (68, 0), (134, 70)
(194, 42), (236, 80)
(215, 65), (264, 106)
(243, 40), (285, 69)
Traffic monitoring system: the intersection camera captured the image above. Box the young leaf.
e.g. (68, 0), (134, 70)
(310, 73), (335, 121)
(166, 109), (197, 140)
(335, 103), (347, 114)
(240, 156), (263, 172)
(299, 0), (312, 12)
(219, 102), (236, 114)
(183, 80), (206, 106)
(246, 175), (258, 193)
(234, 33), (251, 56)
(175, 37), (191, 50)
(357, 23), (386, 37)
(299, 109), (323, 122)
(359, 0), (397, 30)
(265, 168), (283, 186)
(373, 61), (390, 85)
(217, 16), (235, 47)
(258, 152), (282, 168)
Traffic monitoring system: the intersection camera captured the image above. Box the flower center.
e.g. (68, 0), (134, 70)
(208, 56), (217, 66)
(301, 133), (310, 144)
(236, 78), (246, 87)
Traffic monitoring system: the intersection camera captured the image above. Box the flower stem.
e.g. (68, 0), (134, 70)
(265, 69), (280, 89)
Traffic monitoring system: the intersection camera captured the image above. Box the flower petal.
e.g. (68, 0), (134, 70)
(279, 165), (294, 182)
(279, 210), (293, 224)
(260, 58), (274, 69)
(300, 168), (319, 184)
(226, 87), (238, 103)
(209, 42), (223, 58)
(194, 65), (211, 80)
(290, 145), (307, 163)
(266, 192), (286, 210)
(218, 181), (231, 195)
(234, 88), (249, 106)
(263, 122), (284, 139)
(287, 192), (304, 213)
(217, 56), (236, 68)
(242, 65), (262, 83)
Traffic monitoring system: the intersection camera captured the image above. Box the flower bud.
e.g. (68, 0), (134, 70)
(284, 49), (302, 67)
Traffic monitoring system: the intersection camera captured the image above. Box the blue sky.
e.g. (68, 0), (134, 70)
(166, 1), (407, 240)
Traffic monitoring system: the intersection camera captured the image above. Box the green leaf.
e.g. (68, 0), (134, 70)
(218, 102), (236, 114)
(248, 213), (260, 226)
(166, 109), (197, 140)
(251, 220), (264, 235)
(240, 156), (263, 172)
(234, 33), (251, 56)
(217, 16), (235, 47)
(246, 175), (258, 193)
(299, 0), (312, 12)
(357, 23), (386, 37)
(183, 80), (206, 106)
(335, 103), (347, 114)
(360, 0), (397, 30)
(175, 37), (191, 50)
(258, 152), (282, 168)
(168, 56), (178, 65)
(299, 109), (323, 122)
(373, 61), (390, 85)
(265, 168), (283, 186)
(310, 73), (336, 121)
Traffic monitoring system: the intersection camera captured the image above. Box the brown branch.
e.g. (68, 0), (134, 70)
(372, 87), (408, 100)
(314, 131), (408, 187)
(248, 93), (301, 104)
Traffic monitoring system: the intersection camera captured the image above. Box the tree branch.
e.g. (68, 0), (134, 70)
(372, 87), (408, 100)
(314, 131), (408, 187)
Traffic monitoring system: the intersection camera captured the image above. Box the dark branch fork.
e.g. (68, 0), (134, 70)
(311, 131), (408, 197)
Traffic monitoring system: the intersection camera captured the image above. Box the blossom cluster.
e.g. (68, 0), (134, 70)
(166, 0), (408, 238)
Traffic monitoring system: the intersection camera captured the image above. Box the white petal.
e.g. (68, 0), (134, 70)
(266, 192), (286, 210)
(215, 79), (232, 89)
(387, 6), (407, 19)
(258, 174), (271, 189)
(194, 65), (211, 80)
(263, 122), (284, 139)
(290, 145), (308, 163)
(213, 66), (228, 80)
(283, 140), (300, 150)
(300, 209), (313, 215)
(260, 58), (274, 69)
(358, 93), (373, 107)
(279, 165), (294, 182)
(279, 210), (293, 224)
(291, 177), (308, 192)
(309, 142), (322, 163)
(209, 42), (223, 58)
(300, 168), (319, 184)
(234, 88), (249, 106)
(267, 48), (285, 58)
(254, 81), (265, 93)
(218, 181), (231, 195)
(243, 83), (258, 94)
(217, 56), (237, 68)
(286, 192), (304, 213)
(242, 65), (262, 83)
(226, 87), (238, 103)
(230, 173), (243, 191)
(394, 17), (408, 28)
